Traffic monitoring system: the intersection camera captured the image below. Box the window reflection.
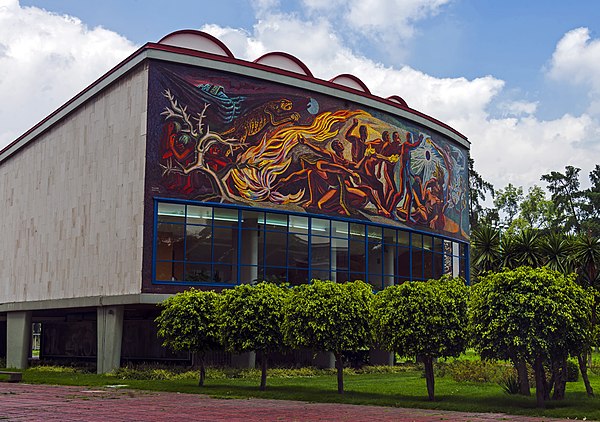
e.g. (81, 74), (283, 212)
(153, 201), (469, 287)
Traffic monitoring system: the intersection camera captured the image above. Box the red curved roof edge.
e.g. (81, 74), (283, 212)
(146, 42), (468, 142)
(1, 37), (468, 158)
(253, 51), (314, 78)
(329, 74), (372, 95)
(387, 95), (408, 108)
(158, 29), (235, 58)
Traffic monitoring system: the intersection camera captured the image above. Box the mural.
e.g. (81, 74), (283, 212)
(147, 63), (469, 240)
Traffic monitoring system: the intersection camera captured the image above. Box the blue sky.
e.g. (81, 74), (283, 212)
(3, 0), (600, 193)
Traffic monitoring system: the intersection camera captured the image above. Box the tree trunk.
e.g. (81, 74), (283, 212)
(551, 357), (567, 401)
(515, 359), (530, 396)
(533, 356), (546, 408)
(334, 351), (344, 394)
(260, 351), (268, 391)
(423, 355), (435, 401)
(198, 352), (206, 387)
(578, 353), (594, 397)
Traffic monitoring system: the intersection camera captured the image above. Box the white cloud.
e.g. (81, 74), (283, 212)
(548, 27), (600, 91)
(2, 1), (599, 195)
(498, 100), (538, 117)
(0, 1), (136, 150)
(302, 0), (450, 42)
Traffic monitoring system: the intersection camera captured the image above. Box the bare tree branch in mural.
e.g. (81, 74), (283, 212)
(161, 89), (200, 138)
(178, 131), (243, 201)
(161, 89), (245, 202)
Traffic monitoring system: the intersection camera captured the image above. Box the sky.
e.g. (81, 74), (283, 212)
(2, 0), (600, 196)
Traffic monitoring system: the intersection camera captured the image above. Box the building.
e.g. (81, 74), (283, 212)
(0, 30), (470, 372)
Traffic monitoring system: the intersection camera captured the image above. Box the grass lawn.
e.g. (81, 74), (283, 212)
(12, 363), (600, 421)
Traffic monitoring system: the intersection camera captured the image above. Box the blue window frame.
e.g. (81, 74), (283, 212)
(152, 198), (470, 288)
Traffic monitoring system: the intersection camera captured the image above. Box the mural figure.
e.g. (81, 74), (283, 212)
(220, 98), (301, 145)
(151, 64), (469, 240)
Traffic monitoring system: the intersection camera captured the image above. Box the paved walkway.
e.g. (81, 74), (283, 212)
(0, 383), (578, 422)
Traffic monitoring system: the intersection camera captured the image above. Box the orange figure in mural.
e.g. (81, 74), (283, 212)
(276, 135), (390, 217)
(387, 131), (423, 220)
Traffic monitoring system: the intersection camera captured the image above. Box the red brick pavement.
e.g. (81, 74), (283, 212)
(0, 383), (578, 422)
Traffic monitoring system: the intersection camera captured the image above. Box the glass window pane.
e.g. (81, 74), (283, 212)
(186, 205), (212, 225)
(213, 208), (238, 226)
(368, 241), (382, 275)
(185, 225), (212, 262)
(287, 267), (309, 286)
(433, 237), (444, 253)
(157, 203), (185, 223)
(264, 267), (287, 284)
(397, 247), (411, 278)
(350, 223), (366, 241)
(311, 235), (330, 276)
(332, 220), (348, 237)
(311, 218), (331, 236)
(332, 237), (349, 272)
(423, 250), (433, 280)
(383, 228), (396, 244)
(289, 233), (309, 268)
(242, 210), (264, 226)
(289, 215), (309, 234)
(423, 235), (433, 251)
(413, 234), (423, 249)
(265, 231), (287, 266)
(311, 270), (330, 282)
(333, 270), (349, 283)
(156, 223), (184, 261)
(412, 248), (423, 280)
(265, 212), (287, 231)
(184, 262), (212, 283)
(155, 261), (183, 282)
(212, 264), (235, 284)
(349, 240), (365, 274)
(213, 225), (237, 265)
(366, 274), (383, 291)
(433, 252), (444, 279)
(398, 230), (410, 246)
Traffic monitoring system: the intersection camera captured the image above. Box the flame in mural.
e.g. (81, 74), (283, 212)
(229, 110), (365, 203)
(155, 74), (469, 239)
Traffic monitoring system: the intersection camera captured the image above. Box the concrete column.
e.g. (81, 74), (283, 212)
(231, 351), (256, 368)
(313, 351), (335, 369)
(241, 218), (259, 283)
(383, 241), (395, 288)
(97, 305), (124, 374)
(452, 242), (460, 278)
(369, 348), (394, 366)
(6, 311), (32, 369)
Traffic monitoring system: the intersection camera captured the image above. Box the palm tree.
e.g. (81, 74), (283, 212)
(470, 224), (501, 277)
(513, 228), (543, 268)
(572, 233), (600, 289)
(500, 231), (519, 270)
(540, 232), (573, 274)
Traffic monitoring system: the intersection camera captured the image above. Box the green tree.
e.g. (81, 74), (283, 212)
(494, 183), (523, 230)
(372, 277), (469, 401)
(217, 282), (288, 391)
(581, 165), (600, 236)
(519, 185), (556, 232)
(155, 289), (220, 386)
(469, 266), (592, 407)
(470, 224), (501, 279)
(282, 280), (373, 394)
(541, 166), (585, 233)
(468, 157), (495, 230)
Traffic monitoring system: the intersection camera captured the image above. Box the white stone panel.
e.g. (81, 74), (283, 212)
(0, 65), (148, 303)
